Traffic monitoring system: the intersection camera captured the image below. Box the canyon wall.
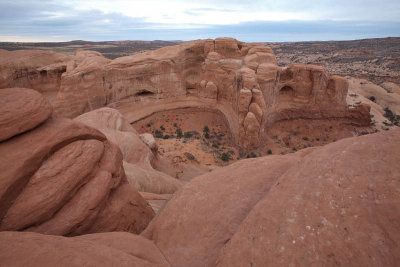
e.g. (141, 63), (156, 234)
(0, 38), (371, 150)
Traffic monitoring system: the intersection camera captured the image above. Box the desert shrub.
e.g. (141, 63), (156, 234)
(267, 149), (272, 155)
(163, 134), (170, 139)
(146, 123), (151, 127)
(204, 132), (210, 139)
(212, 143), (219, 148)
(247, 152), (257, 158)
(383, 107), (400, 126)
(369, 96), (376, 102)
(173, 123), (178, 128)
(303, 137), (309, 141)
(160, 125), (165, 131)
(154, 129), (163, 138)
(184, 132), (193, 138)
(221, 152), (231, 162)
(176, 128), (183, 138)
(203, 126), (210, 133)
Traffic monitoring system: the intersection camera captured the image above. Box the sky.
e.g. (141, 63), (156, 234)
(0, 0), (399, 42)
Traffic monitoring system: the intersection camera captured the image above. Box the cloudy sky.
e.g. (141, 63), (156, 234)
(0, 0), (399, 42)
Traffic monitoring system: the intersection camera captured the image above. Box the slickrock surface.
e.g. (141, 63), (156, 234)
(0, 123), (398, 266)
(0, 231), (170, 267)
(0, 38), (371, 151)
(74, 108), (182, 194)
(143, 128), (400, 267)
(0, 88), (154, 236)
(0, 88), (53, 141)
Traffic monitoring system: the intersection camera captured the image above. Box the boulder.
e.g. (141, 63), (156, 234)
(0, 88), (53, 141)
(0, 88), (154, 236)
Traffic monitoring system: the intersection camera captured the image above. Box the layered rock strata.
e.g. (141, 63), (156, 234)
(0, 88), (154, 236)
(0, 39), (371, 150)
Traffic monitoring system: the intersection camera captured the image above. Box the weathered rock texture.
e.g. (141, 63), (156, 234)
(0, 231), (170, 267)
(74, 108), (182, 194)
(0, 88), (154, 236)
(1, 118), (398, 266)
(0, 50), (69, 103)
(0, 39), (371, 150)
(0, 88), (53, 141)
(143, 128), (400, 267)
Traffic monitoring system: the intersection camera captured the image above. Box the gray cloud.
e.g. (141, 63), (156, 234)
(0, 0), (399, 41)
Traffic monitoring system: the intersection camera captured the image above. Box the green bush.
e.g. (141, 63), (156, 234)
(267, 149), (272, 155)
(154, 129), (163, 138)
(247, 152), (257, 158)
(184, 132), (193, 138)
(221, 152), (231, 162)
(176, 128), (183, 139)
(163, 135), (170, 139)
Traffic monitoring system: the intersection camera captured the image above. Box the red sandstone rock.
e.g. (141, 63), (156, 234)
(0, 39), (372, 151)
(0, 50), (69, 103)
(0, 231), (170, 267)
(74, 108), (182, 194)
(0, 88), (53, 141)
(143, 129), (400, 266)
(0, 89), (154, 235)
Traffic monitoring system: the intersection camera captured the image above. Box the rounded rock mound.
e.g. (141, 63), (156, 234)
(0, 88), (53, 141)
(0, 88), (154, 236)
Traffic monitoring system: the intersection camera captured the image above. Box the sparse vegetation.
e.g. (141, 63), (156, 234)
(184, 132), (193, 138)
(176, 128), (183, 138)
(221, 152), (231, 162)
(160, 125), (165, 131)
(163, 134), (170, 139)
(203, 126), (210, 138)
(154, 129), (163, 138)
(247, 152), (258, 158)
(384, 107), (400, 126)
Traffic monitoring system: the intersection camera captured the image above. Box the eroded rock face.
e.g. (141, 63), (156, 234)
(0, 50), (69, 103)
(0, 39), (371, 150)
(143, 128), (400, 267)
(74, 107), (182, 194)
(0, 88), (154, 236)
